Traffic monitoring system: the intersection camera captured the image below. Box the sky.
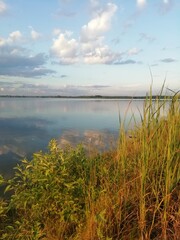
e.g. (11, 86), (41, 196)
(0, 0), (179, 96)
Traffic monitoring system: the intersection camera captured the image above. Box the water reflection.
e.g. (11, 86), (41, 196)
(0, 98), (144, 179)
(58, 129), (117, 152)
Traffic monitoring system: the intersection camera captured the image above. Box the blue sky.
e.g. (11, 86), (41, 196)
(0, 0), (179, 96)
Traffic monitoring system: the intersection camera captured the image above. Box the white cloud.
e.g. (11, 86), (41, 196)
(0, 37), (5, 46)
(9, 31), (23, 43)
(29, 27), (42, 40)
(0, 31), (23, 46)
(0, 0), (7, 15)
(51, 2), (141, 65)
(50, 32), (79, 64)
(51, 30), (122, 65)
(81, 35), (105, 54)
(51, 2), (119, 65)
(81, 3), (117, 42)
(137, 0), (146, 9)
(79, 2), (118, 64)
(83, 44), (119, 64)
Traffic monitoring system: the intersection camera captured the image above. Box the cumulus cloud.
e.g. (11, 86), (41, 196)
(50, 31), (79, 64)
(0, 0), (7, 15)
(80, 3), (120, 64)
(9, 31), (23, 42)
(51, 30), (124, 65)
(51, 3), (123, 65)
(81, 3), (117, 42)
(83, 44), (122, 64)
(51, 2), (142, 66)
(0, 31), (23, 46)
(160, 58), (177, 63)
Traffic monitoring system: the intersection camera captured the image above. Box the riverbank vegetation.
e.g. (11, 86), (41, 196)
(0, 91), (179, 239)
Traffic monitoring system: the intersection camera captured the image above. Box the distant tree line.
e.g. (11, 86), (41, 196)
(0, 95), (176, 99)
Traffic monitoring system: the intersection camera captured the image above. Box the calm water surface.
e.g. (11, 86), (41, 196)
(0, 98), (144, 178)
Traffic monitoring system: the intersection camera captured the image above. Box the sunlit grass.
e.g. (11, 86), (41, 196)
(0, 89), (179, 239)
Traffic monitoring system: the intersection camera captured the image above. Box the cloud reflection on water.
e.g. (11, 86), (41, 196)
(58, 129), (118, 152)
(0, 98), (144, 179)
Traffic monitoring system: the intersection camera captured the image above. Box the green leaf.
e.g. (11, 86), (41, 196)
(4, 184), (12, 193)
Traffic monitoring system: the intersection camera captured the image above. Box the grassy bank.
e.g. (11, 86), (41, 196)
(0, 93), (179, 239)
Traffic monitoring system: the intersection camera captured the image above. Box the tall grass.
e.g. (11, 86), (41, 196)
(0, 91), (179, 239)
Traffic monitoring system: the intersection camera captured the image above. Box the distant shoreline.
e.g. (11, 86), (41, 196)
(0, 95), (174, 99)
